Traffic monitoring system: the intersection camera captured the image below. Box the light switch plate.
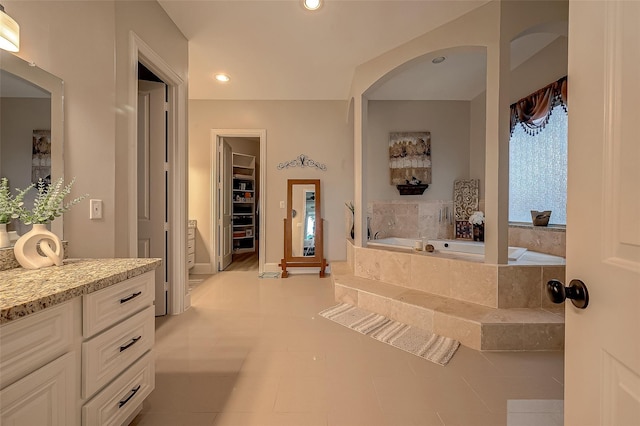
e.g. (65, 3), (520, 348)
(90, 199), (102, 219)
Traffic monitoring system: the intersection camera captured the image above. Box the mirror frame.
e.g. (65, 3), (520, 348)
(280, 179), (327, 277)
(286, 179), (321, 261)
(1, 51), (64, 238)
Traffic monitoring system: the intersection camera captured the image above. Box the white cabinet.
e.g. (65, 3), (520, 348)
(81, 271), (156, 425)
(0, 270), (157, 426)
(187, 220), (196, 270)
(232, 152), (256, 253)
(0, 352), (76, 426)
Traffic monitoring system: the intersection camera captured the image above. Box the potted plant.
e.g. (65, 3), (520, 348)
(346, 202), (354, 239)
(14, 177), (86, 269)
(468, 211), (484, 242)
(0, 178), (33, 248)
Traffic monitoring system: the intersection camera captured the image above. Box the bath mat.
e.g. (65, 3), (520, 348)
(319, 303), (459, 366)
(258, 271), (281, 279)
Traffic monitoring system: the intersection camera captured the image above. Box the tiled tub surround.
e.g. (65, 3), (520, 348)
(367, 200), (566, 257)
(339, 240), (564, 350)
(368, 200), (454, 241)
(508, 224), (566, 257)
(0, 257), (162, 322)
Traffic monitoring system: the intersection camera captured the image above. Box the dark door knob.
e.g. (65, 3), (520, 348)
(546, 279), (589, 309)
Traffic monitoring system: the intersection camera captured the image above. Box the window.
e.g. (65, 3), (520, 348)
(509, 104), (567, 225)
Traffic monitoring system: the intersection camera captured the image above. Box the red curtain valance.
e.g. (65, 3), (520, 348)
(510, 76), (567, 136)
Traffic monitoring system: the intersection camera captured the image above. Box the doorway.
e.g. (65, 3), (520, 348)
(222, 137), (260, 271)
(128, 33), (188, 316)
(211, 129), (267, 274)
(137, 63), (168, 316)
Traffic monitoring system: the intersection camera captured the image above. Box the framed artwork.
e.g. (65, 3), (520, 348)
(32, 129), (51, 185)
(389, 132), (431, 186)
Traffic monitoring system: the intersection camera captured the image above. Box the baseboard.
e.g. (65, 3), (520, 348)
(264, 263), (281, 273)
(191, 263), (214, 274)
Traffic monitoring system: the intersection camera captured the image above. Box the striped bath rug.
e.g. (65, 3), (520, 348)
(319, 303), (460, 366)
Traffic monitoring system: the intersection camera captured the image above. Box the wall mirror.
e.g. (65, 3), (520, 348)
(0, 51), (64, 241)
(279, 179), (328, 277)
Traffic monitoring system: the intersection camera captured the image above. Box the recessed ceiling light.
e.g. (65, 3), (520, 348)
(432, 56), (446, 64)
(303, 0), (322, 11)
(214, 73), (230, 83)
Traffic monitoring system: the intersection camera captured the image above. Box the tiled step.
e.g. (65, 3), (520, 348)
(330, 262), (564, 351)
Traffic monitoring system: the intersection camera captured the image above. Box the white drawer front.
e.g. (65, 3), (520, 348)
(82, 306), (155, 398)
(0, 352), (77, 426)
(187, 227), (196, 239)
(0, 300), (75, 389)
(82, 351), (155, 426)
(83, 271), (154, 338)
(187, 238), (195, 254)
(187, 253), (195, 268)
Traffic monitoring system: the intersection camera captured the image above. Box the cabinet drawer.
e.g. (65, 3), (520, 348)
(187, 238), (195, 254)
(0, 300), (76, 389)
(187, 227), (196, 239)
(82, 351), (154, 426)
(82, 306), (154, 398)
(187, 253), (195, 268)
(83, 271), (154, 338)
(1, 352), (77, 426)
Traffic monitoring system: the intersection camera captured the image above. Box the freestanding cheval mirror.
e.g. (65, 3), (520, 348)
(279, 179), (328, 277)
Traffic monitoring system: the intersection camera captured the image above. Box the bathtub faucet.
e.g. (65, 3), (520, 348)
(374, 231), (381, 239)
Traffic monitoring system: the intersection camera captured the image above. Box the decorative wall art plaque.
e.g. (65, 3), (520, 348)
(389, 132), (431, 195)
(277, 154), (327, 171)
(453, 179), (479, 239)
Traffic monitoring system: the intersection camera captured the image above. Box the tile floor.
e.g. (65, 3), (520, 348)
(131, 271), (564, 426)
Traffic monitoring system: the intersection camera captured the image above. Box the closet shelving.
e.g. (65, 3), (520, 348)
(232, 152), (256, 253)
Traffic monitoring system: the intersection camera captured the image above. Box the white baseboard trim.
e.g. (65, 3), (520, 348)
(191, 263), (215, 275)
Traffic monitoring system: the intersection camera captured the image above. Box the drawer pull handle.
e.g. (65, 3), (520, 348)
(119, 336), (142, 352)
(118, 384), (141, 408)
(120, 291), (142, 304)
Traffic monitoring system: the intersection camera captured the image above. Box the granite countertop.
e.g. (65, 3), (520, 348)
(0, 258), (162, 324)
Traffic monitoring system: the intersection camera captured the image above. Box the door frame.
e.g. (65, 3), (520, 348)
(128, 32), (189, 314)
(211, 129), (267, 274)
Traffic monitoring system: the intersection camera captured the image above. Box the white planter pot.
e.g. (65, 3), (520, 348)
(13, 224), (64, 269)
(0, 224), (9, 248)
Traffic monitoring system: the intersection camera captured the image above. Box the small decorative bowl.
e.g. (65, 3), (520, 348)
(531, 210), (552, 226)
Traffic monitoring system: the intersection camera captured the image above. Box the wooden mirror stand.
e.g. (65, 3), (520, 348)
(279, 179), (328, 277)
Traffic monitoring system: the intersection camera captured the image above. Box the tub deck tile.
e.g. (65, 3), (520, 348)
(331, 262), (565, 351)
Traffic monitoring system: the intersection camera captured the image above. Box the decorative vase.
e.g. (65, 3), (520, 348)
(0, 224), (9, 248)
(473, 224), (484, 242)
(531, 210), (552, 226)
(13, 224), (64, 269)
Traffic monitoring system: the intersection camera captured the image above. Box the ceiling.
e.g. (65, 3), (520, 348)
(158, 0), (562, 101)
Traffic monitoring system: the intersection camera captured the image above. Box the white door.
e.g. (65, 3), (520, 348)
(137, 80), (167, 316)
(565, 1), (640, 424)
(218, 140), (233, 270)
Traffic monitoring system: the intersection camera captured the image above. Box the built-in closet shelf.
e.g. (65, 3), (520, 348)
(232, 152), (256, 254)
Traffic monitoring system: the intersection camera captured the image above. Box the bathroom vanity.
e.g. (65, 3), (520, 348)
(0, 258), (161, 426)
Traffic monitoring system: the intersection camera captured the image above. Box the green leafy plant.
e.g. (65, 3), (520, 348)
(345, 201), (354, 214)
(21, 177), (87, 225)
(0, 178), (33, 224)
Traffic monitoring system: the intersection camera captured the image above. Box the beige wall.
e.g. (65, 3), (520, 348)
(189, 100), (353, 267)
(367, 100), (470, 202)
(6, 1), (187, 258)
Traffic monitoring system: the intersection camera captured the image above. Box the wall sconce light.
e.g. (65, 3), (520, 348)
(0, 4), (19, 52)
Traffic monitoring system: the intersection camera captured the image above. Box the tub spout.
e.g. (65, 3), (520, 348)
(374, 231), (381, 239)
